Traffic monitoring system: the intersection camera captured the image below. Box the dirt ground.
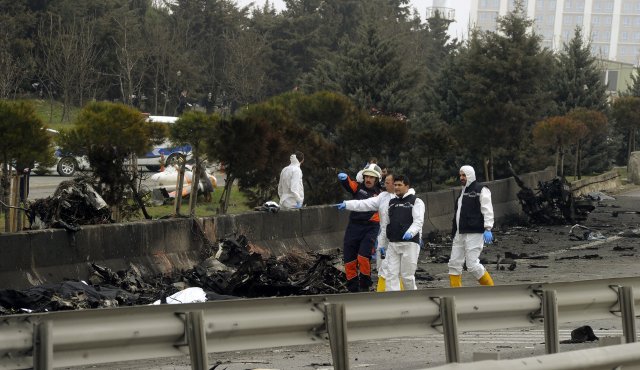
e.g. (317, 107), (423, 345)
(417, 184), (640, 289)
(68, 184), (640, 370)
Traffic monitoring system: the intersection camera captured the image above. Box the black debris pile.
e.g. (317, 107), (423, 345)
(0, 235), (348, 315)
(496, 257), (517, 271)
(180, 235), (347, 297)
(613, 245), (634, 251)
(556, 254), (602, 261)
(0, 281), (138, 315)
(415, 267), (435, 281)
(89, 263), (176, 303)
(27, 178), (112, 231)
(504, 252), (549, 260)
(509, 163), (595, 225)
(560, 325), (599, 343)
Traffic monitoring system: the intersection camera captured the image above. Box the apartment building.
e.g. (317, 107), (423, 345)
(470, 0), (640, 65)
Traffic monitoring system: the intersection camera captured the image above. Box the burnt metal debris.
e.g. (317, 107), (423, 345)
(27, 178), (112, 231)
(509, 164), (595, 225)
(0, 234), (349, 315)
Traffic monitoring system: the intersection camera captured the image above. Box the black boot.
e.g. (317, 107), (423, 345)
(359, 274), (372, 292)
(346, 278), (360, 292)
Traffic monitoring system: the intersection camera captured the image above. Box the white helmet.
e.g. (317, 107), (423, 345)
(361, 163), (381, 180)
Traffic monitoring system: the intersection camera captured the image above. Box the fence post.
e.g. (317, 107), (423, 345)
(174, 159), (186, 216)
(543, 290), (559, 354)
(619, 286), (637, 344)
(33, 320), (53, 370)
(9, 173), (19, 232)
(325, 303), (349, 370)
(440, 296), (460, 363)
(186, 310), (208, 370)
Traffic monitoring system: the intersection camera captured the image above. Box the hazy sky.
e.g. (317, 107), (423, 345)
(234, 0), (471, 39)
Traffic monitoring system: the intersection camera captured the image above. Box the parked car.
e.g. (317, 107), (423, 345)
(32, 129), (90, 176)
(53, 148), (91, 176)
(138, 115), (192, 172)
(35, 116), (193, 176)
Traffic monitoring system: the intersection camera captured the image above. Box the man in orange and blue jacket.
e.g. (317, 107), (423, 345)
(337, 163), (382, 292)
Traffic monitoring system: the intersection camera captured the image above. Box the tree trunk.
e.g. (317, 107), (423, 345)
(577, 142), (582, 180)
(483, 157), (490, 182)
(628, 128), (634, 169)
(2, 161), (10, 232)
(559, 147), (565, 177)
(489, 149), (494, 181)
(218, 174), (234, 215)
(188, 156), (201, 217)
(554, 147), (559, 177)
(573, 143), (579, 179)
(173, 159), (187, 216)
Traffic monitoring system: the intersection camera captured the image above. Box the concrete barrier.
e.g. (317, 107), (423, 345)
(0, 167), (565, 290)
(571, 170), (621, 196)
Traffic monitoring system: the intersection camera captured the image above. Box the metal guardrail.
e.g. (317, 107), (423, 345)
(0, 276), (638, 369)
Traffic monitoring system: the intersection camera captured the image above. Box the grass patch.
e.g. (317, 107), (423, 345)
(140, 184), (250, 219)
(31, 99), (80, 130)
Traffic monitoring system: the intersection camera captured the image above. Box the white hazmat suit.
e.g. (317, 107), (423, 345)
(378, 188), (425, 291)
(448, 165), (495, 287)
(277, 154), (304, 209)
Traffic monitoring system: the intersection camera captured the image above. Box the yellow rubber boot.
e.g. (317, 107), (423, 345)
(449, 274), (462, 288)
(376, 276), (404, 292)
(478, 271), (494, 286)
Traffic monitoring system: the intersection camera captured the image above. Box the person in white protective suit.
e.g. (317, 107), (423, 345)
(277, 151), (304, 209)
(448, 165), (495, 287)
(378, 175), (425, 291)
(337, 172), (398, 292)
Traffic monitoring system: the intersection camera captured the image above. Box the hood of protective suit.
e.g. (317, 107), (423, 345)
(290, 154), (300, 166)
(460, 165), (476, 188)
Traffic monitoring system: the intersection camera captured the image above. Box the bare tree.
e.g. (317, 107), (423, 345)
(111, 15), (148, 107)
(223, 29), (269, 106)
(0, 52), (22, 99)
(37, 14), (99, 122)
(145, 13), (191, 115)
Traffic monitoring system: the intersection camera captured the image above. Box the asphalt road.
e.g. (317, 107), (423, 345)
(67, 185), (640, 369)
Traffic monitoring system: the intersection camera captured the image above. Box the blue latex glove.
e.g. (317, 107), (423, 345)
(294, 202), (302, 209)
(378, 246), (386, 259)
(402, 231), (413, 240)
(335, 201), (346, 210)
(337, 172), (348, 181)
(483, 230), (493, 244)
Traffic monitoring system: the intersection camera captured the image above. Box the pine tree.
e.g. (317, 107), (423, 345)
(625, 65), (640, 97)
(445, 1), (555, 180)
(555, 26), (608, 113)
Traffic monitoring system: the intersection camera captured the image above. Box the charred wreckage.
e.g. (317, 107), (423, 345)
(509, 165), (596, 225)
